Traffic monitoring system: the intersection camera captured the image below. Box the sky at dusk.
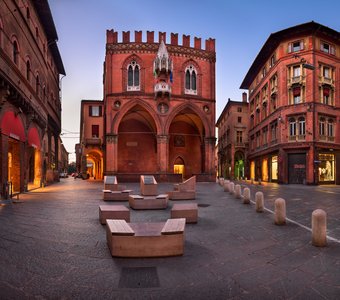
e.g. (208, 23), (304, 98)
(49, 0), (340, 162)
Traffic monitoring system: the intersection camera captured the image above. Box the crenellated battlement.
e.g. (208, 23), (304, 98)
(106, 29), (215, 52)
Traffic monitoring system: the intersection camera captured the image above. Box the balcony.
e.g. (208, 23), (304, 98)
(319, 76), (334, 87)
(85, 138), (101, 146)
(288, 75), (305, 86)
(154, 82), (171, 97)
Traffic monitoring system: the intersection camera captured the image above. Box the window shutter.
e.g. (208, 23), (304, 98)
(288, 43), (292, 53)
(300, 41), (304, 50)
(89, 106), (92, 116)
(99, 106), (102, 116)
(330, 46), (335, 55)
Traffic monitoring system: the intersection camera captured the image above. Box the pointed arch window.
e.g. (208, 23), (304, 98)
(26, 60), (31, 81)
(185, 65), (197, 95)
(35, 75), (40, 96)
(13, 40), (19, 65)
(127, 60), (140, 91)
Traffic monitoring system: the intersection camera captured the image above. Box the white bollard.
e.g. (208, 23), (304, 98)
(255, 191), (264, 212)
(312, 209), (327, 247)
(234, 184), (241, 199)
(229, 182), (235, 195)
(274, 198), (286, 225)
(242, 188), (250, 204)
(223, 181), (230, 192)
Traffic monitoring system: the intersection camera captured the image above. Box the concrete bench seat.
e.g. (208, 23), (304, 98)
(106, 218), (186, 257)
(103, 189), (132, 201)
(140, 175), (157, 196)
(128, 194), (168, 210)
(99, 205), (130, 225)
(171, 203), (198, 223)
(104, 175), (126, 191)
(168, 176), (196, 200)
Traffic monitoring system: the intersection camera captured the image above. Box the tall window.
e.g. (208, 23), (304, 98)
(298, 117), (305, 137)
(92, 125), (99, 138)
(127, 61), (140, 91)
(293, 66), (301, 78)
(293, 87), (301, 104)
(323, 87), (331, 105)
(327, 119), (334, 139)
(35, 75), (40, 95)
(271, 122), (277, 143)
(185, 65), (197, 95)
(26, 60), (31, 81)
(13, 40), (19, 65)
(236, 131), (243, 144)
(289, 117), (297, 139)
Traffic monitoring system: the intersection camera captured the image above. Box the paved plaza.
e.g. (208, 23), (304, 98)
(0, 178), (339, 299)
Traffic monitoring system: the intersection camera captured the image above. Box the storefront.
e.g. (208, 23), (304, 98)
(318, 153), (335, 183)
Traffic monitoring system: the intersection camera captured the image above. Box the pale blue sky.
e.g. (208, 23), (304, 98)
(49, 0), (340, 161)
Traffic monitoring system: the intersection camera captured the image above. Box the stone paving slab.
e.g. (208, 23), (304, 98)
(0, 178), (339, 299)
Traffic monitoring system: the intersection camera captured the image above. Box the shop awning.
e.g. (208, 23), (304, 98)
(0, 111), (26, 142)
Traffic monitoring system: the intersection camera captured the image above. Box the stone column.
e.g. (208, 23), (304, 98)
(106, 134), (118, 173)
(204, 137), (216, 178)
(157, 135), (168, 173)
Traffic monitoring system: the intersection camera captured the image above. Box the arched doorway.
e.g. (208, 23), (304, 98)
(234, 151), (245, 179)
(118, 105), (157, 173)
(173, 156), (185, 178)
(85, 150), (103, 179)
(168, 108), (204, 179)
(27, 126), (42, 187)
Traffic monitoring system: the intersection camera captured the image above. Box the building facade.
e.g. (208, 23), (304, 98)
(99, 30), (216, 181)
(216, 94), (249, 179)
(78, 100), (104, 179)
(240, 22), (340, 184)
(0, 0), (65, 198)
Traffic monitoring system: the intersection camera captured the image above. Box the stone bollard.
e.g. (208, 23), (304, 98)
(243, 188), (250, 204)
(312, 209), (327, 247)
(229, 182), (235, 195)
(223, 181), (230, 192)
(255, 191), (264, 212)
(234, 184), (241, 199)
(274, 198), (286, 225)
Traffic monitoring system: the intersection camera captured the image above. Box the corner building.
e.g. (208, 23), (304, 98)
(241, 22), (340, 184)
(103, 30), (216, 181)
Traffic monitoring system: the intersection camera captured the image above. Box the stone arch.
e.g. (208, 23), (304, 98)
(114, 100), (160, 173)
(166, 103), (209, 178)
(165, 102), (211, 137)
(84, 148), (103, 180)
(112, 99), (161, 135)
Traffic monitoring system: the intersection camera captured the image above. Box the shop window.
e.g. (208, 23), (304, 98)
(271, 156), (278, 180)
(318, 154), (334, 182)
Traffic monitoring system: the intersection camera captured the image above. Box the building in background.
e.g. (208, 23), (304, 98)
(78, 100), (104, 179)
(240, 21), (340, 184)
(216, 94), (249, 179)
(77, 30), (216, 182)
(0, 0), (65, 198)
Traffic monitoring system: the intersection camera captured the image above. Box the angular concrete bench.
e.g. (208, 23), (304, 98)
(106, 218), (186, 257)
(168, 176), (196, 200)
(140, 175), (157, 196)
(171, 203), (198, 223)
(103, 189), (132, 201)
(128, 194), (168, 210)
(104, 175), (126, 191)
(99, 205), (130, 225)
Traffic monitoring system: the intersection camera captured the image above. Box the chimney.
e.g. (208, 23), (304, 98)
(242, 92), (248, 103)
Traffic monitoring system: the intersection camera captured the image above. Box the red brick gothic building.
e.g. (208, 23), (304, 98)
(78, 30), (216, 181)
(240, 22), (340, 184)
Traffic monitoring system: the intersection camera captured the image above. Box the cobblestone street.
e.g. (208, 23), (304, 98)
(0, 178), (339, 299)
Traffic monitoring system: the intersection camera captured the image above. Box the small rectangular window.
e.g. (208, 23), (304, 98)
(237, 107), (242, 112)
(89, 106), (102, 117)
(238, 117), (242, 123)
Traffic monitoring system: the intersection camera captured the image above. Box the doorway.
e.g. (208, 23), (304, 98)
(174, 157), (185, 178)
